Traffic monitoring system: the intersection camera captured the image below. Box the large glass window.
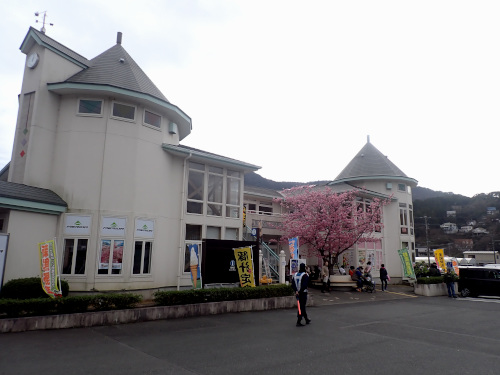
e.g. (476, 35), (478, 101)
(225, 228), (239, 240)
(98, 239), (124, 275)
(206, 226), (221, 239)
(133, 241), (152, 274)
(400, 203), (408, 234)
(62, 238), (88, 275)
(187, 162), (205, 214)
(226, 170), (241, 218)
(207, 167), (223, 216)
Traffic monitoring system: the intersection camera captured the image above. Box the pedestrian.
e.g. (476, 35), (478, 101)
(292, 262), (311, 326)
(339, 264), (346, 275)
(443, 269), (457, 298)
(352, 266), (364, 292)
(364, 261), (372, 277)
(380, 264), (389, 291)
(321, 261), (329, 293)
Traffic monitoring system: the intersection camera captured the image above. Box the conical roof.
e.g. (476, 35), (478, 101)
(66, 43), (168, 102)
(333, 139), (413, 183)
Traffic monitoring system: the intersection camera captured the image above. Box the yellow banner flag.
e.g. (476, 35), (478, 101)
(38, 240), (62, 298)
(433, 248), (446, 272)
(234, 246), (256, 287)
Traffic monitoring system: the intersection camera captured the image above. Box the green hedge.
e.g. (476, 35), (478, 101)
(154, 284), (294, 306)
(0, 277), (69, 299)
(0, 293), (142, 318)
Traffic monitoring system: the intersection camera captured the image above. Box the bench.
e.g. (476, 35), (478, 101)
(329, 275), (357, 291)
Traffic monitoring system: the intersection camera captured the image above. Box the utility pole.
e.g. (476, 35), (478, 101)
(424, 216), (431, 266)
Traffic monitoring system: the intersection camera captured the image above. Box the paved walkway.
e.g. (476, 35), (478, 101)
(308, 284), (417, 306)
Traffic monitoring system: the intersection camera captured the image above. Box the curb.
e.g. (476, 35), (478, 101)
(1, 295), (306, 333)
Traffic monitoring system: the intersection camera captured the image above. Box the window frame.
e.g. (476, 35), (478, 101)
(111, 101), (136, 122)
(97, 238), (125, 276)
(77, 98), (103, 117)
(132, 240), (153, 275)
(61, 238), (88, 275)
(143, 109), (162, 130)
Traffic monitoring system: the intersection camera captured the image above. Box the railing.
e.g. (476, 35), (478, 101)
(243, 225), (280, 281)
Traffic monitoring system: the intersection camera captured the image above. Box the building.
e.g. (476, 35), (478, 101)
(322, 137), (418, 280)
(1, 27), (420, 292)
(0, 27), (259, 295)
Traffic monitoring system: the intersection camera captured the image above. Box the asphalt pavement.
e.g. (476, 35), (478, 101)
(2, 284), (500, 375)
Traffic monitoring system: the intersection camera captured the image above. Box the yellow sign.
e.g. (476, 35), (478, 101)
(234, 246), (255, 287)
(433, 248), (446, 272)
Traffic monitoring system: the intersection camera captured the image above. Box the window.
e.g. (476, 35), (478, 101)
(225, 228), (239, 240)
(144, 110), (161, 128)
(398, 183), (406, 192)
(226, 170), (241, 218)
(400, 203), (408, 234)
(133, 241), (152, 274)
(187, 162), (205, 214)
(98, 239), (124, 275)
(259, 206), (273, 215)
(206, 226), (221, 239)
(62, 238), (88, 275)
(112, 102), (135, 120)
(78, 99), (103, 115)
(207, 167), (223, 216)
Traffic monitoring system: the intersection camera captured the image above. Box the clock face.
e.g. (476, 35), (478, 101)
(27, 53), (39, 69)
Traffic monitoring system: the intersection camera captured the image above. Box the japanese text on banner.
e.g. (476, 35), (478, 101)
(38, 240), (62, 298)
(398, 248), (416, 279)
(433, 248), (446, 272)
(234, 247), (255, 287)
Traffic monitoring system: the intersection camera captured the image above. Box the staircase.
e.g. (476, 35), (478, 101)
(243, 226), (280, 282)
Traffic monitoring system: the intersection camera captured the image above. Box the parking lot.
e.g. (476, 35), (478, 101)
(1, 285), (499, 375)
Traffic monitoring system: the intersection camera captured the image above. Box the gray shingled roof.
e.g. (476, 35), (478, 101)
(334, 141), (409, 181)
(0, 181), (67, 207)
(65, 43), (169, 102)
(244, 185), (283, 198)
(20, 27), (90, 67)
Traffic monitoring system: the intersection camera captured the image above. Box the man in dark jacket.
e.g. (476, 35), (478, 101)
(292, 263), (311, 326)
(443, 269), (457, 298)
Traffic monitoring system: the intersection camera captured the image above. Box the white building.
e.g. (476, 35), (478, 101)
(0, 28), (259, 294)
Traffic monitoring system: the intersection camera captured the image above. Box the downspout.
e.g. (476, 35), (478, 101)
(177, 152), (192, 291)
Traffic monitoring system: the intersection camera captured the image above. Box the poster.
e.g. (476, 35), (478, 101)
(288, 237), (299, 259)
(38, 240), (62, 298)
(234, 246), (256, 287)
(188, 244), (201, 289)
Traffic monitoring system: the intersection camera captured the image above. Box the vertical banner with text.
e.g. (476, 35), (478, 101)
(38, 240), (62, 298)
(398, 248), (416, 279)
(288, 237), (299, 259)
(433, 249), (446, 272)
(234, 246), (256, 287)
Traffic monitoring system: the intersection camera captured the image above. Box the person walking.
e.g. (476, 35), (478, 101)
(380, 264), (389, 291)
(321, 261), (329, 293)
(292, 263), (311, 326)
(443, 269), (457, 298)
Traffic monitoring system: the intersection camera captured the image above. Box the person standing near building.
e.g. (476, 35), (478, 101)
(292, 263), (311, 326)
(321, 261), (329, 293)
(380, 264), (389, 291)
(443, 269), (457, 298)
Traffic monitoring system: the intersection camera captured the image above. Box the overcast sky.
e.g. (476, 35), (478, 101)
(1, 1), (499, 198)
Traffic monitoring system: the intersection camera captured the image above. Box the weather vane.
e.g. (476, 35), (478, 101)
(35, 11), (54, 34)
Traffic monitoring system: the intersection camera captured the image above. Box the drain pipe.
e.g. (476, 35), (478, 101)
(177, 152), (192, 291)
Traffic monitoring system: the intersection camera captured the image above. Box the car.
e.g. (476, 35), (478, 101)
(458, 266), (500, 297)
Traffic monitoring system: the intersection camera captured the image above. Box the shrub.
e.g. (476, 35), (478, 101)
(0, 277), (69, 299)
(416, 276), (444, 284)
(154, 284), (294, 306)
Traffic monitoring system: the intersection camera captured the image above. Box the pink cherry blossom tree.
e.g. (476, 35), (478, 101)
(275, 185), (390, 265)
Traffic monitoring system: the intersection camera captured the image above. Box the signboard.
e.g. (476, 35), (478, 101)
(101, 217), (126, 236)
(0, 234), (9, 293)
(38, 240), (62, 298)
(188, 244), (202, 289)
(398, 248), (416, 279)
(64, 215), (91, 235)
(134, 219), (154, 238)
(433, 248), (446, 272)
(288, 237), (299, 259)
(234, 246), (256, 287)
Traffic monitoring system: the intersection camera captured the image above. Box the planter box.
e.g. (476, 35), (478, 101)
(414, 282), (458, 297)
